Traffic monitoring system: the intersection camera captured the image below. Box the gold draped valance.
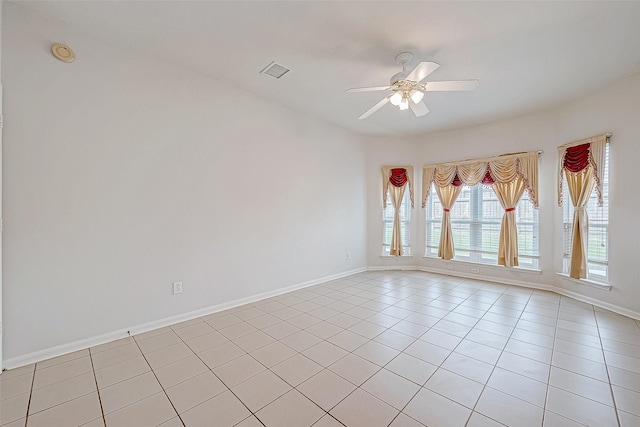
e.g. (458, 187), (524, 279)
(421, 151), (539, 208)
(557, 133), (609, 207)
(382, 166), (414, 208)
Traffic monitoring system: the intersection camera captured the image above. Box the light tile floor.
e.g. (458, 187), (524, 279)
(2, 271), (640, 426)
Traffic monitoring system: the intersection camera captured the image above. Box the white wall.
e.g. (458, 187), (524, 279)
(2, 3), (367, 365)
(0, 0), (4, 369)
(367, 72), (640, 318)
(554, 72), (640, 314)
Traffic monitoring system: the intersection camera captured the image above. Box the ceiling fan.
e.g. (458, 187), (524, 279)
(346, 52), (479, 119)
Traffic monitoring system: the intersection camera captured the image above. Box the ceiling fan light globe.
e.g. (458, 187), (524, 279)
(410, 89), (424, 103)
(399, 94), (409, 110)
(390, 92), (402, 106)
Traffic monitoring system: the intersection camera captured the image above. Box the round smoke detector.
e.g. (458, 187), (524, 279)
(51, 43), (75, 63)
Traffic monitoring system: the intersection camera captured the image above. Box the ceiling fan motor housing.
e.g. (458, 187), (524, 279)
(391, 52), (413, 84)
(394, 52), (413, 66)
(390, 71), (407, 85)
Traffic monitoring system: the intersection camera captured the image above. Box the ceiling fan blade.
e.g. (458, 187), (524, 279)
(410, 100), (429, 117)
(406, 62), (440, 82)
(358, 96), (390, 120)
(346, 86), (390, 93)
(424, 80), (479, 91)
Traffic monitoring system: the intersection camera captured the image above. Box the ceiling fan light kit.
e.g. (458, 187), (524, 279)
(399, 94), (409, 110)
(390, 91), (402, 106)
(410, 89), (424, 103)
(346, 51), (479, 119)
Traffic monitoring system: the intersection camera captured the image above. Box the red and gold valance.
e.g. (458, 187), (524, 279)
(421, 151), (539, 208)
(557, 134), (609, 207)
(382, 166), (414, 208)
(564, 143), (591, 172)
(389, 168), (408, 187)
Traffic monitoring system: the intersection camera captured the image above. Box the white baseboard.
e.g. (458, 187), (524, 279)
(2, 267), (366, 371)
(369, 264), (553, 291)
(4, 263), (638, 371)
(417, 265), (555, 292)
(367, 265), (420, 271)
(368, 265), (639, 321)
(553, 287), (640, 320)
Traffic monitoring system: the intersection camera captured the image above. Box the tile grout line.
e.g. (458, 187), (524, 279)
(231, 319), (348, 425)
(383, 280), (501, 427)
(171, 310), (334, 424)
(289, 278), (528, 426)
(87, 359), (169, 419)
(292, 278), (438, 415)
(355, 277), (535, 426)
(88, 348), (107, 427)
(13, 357), (103, 425)
(20, 278), (492, 424)
(592, 305), (623, 427)
(539, 292), (561, 427)
(211, 277), (431, 425)
(419, 280), (552, 423)
(403, 279), (522, 426)
(223, 284), (406, 421)
(22, 364), (36, 427)
(9, 272), (636, 427)
(209, 278), (632, 427)
(167, 324), (267, 427)
(20, 363), (38, 426)
(444, 284), (515, 425)
(546, 299), (623, 426)
(463, 285), (537, 426)
(130, 335), (187, 427)
(286, 287), (421, 426)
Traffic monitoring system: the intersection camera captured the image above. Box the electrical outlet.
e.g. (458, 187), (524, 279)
(471, 267), (480, 274)
(173, 281), (183, 294)
(346, 251), (351, 260)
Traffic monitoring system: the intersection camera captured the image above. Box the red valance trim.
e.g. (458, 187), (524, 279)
(505, 207), (515, 212)
(390, 168), (408, 187)
(482, 170), (495, 185)
(564, 143), (590, 173)
(452, 175), (462, 187)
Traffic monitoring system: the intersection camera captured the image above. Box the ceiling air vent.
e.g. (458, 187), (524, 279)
(260, 61), (290, 79)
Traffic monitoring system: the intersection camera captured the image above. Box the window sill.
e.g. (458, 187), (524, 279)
(422, 256), (541, 274)
(380, 255), (414, 259)
(556, 273), (611, 291)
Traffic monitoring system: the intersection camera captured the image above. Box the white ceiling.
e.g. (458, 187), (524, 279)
(16, 1), (640, 137)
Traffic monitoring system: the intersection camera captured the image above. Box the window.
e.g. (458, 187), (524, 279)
(425, 184), (539, 268)
(382, 188), (411, 255)
(562, 143), (609, 282)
